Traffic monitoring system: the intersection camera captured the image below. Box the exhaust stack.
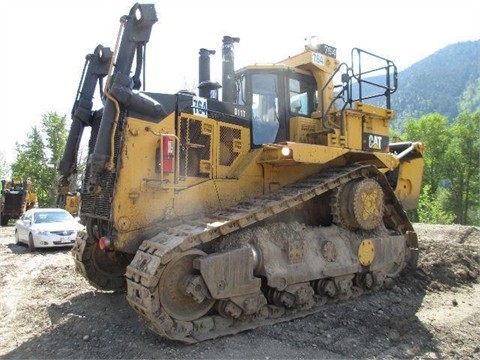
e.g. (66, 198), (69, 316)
(222, 36), (240, 103)
(198, 48), (221, 99)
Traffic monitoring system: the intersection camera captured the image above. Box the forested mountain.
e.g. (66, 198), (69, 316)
(390, 40), (480, 130)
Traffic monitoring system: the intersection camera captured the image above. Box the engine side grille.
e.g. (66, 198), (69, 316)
(179, 116), (212, 178)
(219, 126), (241, 166)
(80, 112), (123, 220)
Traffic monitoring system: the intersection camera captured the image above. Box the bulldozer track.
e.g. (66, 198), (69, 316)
(125, 164), (417, 343)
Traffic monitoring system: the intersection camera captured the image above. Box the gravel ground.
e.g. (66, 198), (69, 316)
(0, 223), (479, 359)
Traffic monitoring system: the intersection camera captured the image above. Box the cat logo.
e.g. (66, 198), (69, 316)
(363, 133), (388, 151)
(369, 135), (383, 150)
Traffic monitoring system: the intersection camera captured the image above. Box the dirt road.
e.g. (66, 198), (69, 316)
(0, 223), (479, 359)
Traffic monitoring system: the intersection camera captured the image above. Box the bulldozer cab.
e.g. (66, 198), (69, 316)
(234, 45), (397, 151)
(231, 46), (423, 210)
(236, 67), (317, 146)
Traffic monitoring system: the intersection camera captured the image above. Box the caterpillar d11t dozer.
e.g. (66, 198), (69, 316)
(58, 3), (425, 343)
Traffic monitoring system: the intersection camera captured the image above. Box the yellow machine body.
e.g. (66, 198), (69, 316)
(108, 55), (422, 252)
(67, 3), (425, 344)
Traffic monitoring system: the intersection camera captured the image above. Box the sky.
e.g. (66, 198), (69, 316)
(0, 0), (478, 166)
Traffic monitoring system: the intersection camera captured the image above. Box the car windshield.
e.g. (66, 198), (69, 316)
(33, 211), (73, 224)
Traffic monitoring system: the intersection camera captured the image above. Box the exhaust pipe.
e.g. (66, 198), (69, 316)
(199, 48), (215, 85)
(198, 48), (221, 99)
(222, 36), (240, 103)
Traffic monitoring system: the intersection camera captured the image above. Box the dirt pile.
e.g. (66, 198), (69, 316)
(412, 224), (479, 289)
(0, 223), (479, 359)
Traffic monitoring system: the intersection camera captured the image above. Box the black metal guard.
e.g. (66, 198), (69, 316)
(320, 62), (350, 134)
(320, 48), (398, 136)
(350, 48), (398, 109)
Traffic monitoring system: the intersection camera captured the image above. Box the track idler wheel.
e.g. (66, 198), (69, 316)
(159, 250), (215, 322)
(335, 178), (384, 230)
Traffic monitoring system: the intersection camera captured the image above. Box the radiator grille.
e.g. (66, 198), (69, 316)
(179, 116), (212, 178)
(219, 126), (241, 166)
(80, 112), (123, 220)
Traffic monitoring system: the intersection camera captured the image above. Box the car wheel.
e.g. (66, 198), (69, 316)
(15, 230), (20, 245)
(28, 233), (35, 252)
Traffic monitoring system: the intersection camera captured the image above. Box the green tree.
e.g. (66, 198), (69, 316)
(403, 113), (450, 195)
(11, 112), (67, 207)
(443, 112), (480, 224)
(42, 112), (68, 204)
(11, 127), (48, 202)
(416, 184), (454, 224)
(403, 112), (480, 225)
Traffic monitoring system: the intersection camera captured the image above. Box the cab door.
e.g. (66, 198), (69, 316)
(286, 74), (317, 140)
(249, 72), (282, 146)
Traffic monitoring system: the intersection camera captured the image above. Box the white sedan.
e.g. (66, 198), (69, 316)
(15, 208), (84, 251)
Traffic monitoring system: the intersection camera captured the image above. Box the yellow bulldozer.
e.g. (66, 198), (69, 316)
(1, 179), (38, 226)
(58, 3), (424, 343)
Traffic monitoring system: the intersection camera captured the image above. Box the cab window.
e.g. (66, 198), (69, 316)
(236, 74), (247, 106)
(251, 73), (279, 146)
(289, 77), (315, 116)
